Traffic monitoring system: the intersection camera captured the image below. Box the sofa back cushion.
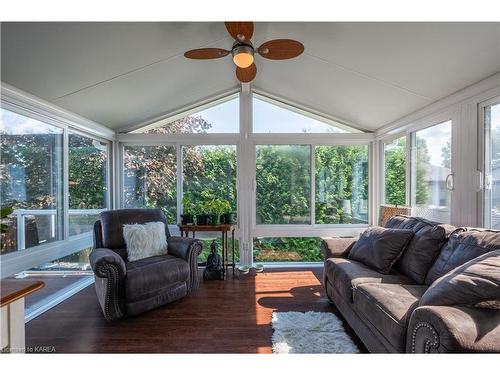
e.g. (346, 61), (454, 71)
(419, 250), (500, 308)
(348, 226), (414, 274)
(425, 228), (500, 285)
(385, 215), (455, 284)
(99, 209), (170, 254)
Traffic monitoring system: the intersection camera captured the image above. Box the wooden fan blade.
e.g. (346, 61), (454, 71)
(257, 39), (304, 60)
(236, 63), (257, 83)
(184, 48), (230, 59)
(225, 22), (254, 42)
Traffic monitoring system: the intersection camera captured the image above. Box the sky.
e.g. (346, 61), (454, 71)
(1, 108), (63, 135)
(417, 120), (452, 167)
(193, 97), (348, 133)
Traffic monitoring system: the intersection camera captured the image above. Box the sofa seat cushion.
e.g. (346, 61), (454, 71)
(385, 215), (457, 284)
(125, 255), (189, 302)
(354, 283), (428, 351)
(324, 257), (417, 302)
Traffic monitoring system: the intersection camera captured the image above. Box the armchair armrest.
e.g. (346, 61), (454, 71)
(90, 248), (127, 278)
(89, 248), (127, 321)
(168, 236), (203, 291)
(321, 237), (357, 260)
(407, 305), (500, 353)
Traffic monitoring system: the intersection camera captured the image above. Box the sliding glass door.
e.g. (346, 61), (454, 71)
(483, 99), (500, 229)
(410, 120), (452, 223)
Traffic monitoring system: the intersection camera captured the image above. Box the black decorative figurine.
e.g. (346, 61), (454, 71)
(203, 240), (224, 280)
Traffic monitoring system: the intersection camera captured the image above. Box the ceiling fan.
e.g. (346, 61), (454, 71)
(184, 22), (304, 83)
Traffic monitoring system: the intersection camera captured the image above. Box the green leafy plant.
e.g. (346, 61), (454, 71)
(182, 195), (196, 215)
(211, 198), (228, 215)
(219, 199), (231, 214)
(0, 206), (13, 234)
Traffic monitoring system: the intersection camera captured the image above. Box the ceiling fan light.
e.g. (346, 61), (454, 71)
(232, 45), (254, 68)
(233, 53), (254, 68)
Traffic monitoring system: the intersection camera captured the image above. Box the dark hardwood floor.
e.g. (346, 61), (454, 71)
(25, 267), (365, 353)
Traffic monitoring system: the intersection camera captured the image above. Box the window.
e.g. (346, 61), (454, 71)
(68, 132), (109, 236)
(253, 237), (323, 262)
(411, 120), (452, 223)
(182, 145), (237, 219)
(256, 145), (311, 224)
(135, 97), (239, 134)
(483, 101), (500, 229)
(253, 96), (351, 133)
(315, 145), (369, 224)
(4, 247), (93, 317)
(0, 108), (63, 253)
(122, 145), (177, 223)
(384, 136), (406, 205)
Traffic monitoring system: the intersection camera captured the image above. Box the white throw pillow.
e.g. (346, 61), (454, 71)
(123, 221), (168, 262)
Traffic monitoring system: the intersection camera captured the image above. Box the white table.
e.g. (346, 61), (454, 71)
(1, 280), (44, 353)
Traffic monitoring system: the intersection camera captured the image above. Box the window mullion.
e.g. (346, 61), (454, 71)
(62, 127), (69, 240)
(310, 145), (315, 226)
(176, 144), (183, 225)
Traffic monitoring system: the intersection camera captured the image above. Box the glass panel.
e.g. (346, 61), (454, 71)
(68, 132), (109, 236)
(253, 97), (350, 133)
(412, 120), (452, 223)
(182, 145), (237, 222)
(253, 237), (323, 262)
(198, 238), (240, 265)
(5, 247), (93, 315)
(315, 145), (369, 224)
(30, 247), (92, 272)
(138, 97), (239, 134)
(0, 108), (63, 254)
(384, 137), (406, 205)
(123, 145), (177, 223)
(256, 145), (311, 224)
(484, 102), (500, 229)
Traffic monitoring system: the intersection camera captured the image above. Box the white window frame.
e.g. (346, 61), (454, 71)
(117, 87), (375, 264)
(478, 95), (500, 228)
(379, 133), (409, 207)
(1, 84), (114, 277)
(119, 141), (240, 236)
(119, 88), (374, 264)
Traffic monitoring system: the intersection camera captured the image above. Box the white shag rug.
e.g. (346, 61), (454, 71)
(271, 311), (359, 354)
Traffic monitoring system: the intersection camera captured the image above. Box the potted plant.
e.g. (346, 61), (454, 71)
(196, 200), (212, 226)
(181, 196), (195, 225)
(208, 198), (222, 225)
(219, 200), (233, 224)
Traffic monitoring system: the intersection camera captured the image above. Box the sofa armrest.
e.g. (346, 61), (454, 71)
(168, 236), (203, 291)
(321, 237), (357, 260)
(90, 248), (127, 278)
(407, 305), (500, 353)
(89, 248), (127, 321)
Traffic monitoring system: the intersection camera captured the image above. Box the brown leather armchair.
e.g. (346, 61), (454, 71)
(89, 209), (202, 321)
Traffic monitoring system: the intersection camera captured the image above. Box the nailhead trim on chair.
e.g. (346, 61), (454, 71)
(97, 263), (124, 321)
(411, 322), (439, 353)
(188, 242), (203, 291)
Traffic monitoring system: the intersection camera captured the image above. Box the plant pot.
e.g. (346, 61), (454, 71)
(209, 214), (220, 225)
(221, 213), (233, 224)
(196, 214), (209, 226)
(181, 214), (194, 225)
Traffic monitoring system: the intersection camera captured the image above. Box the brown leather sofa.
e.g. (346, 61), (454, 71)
(322, 215), (500, 353)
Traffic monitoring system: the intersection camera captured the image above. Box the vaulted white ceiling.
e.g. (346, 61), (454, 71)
(1, 22), (499, 131)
